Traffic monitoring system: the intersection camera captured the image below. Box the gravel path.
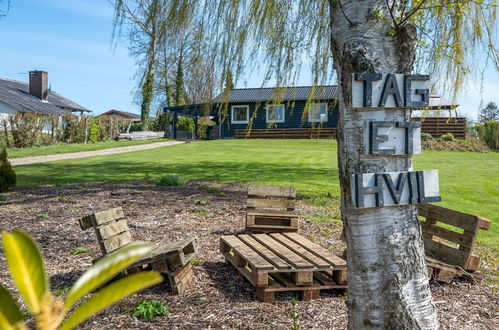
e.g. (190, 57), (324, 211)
(11, 141), (185, 166)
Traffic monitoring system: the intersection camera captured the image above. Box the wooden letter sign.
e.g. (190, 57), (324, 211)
(351, 170), (441, 208)
(352, 73), (430, 108)
(364, 121), (422, 155)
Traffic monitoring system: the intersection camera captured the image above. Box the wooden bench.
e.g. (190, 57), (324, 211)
(418, 204), (491, 282)
(246, 184), (299, 233)
(220, 233), (347, 302)
(79, 207), (196, 294)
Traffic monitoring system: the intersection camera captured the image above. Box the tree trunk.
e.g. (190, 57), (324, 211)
(329, 1), (438, 328)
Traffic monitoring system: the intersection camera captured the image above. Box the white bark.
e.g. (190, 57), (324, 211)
(329, 1), (438, 328)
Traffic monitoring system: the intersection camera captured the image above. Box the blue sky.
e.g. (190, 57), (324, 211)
(1, 0), (497, 118)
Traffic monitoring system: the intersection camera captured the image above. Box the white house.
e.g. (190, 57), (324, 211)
(0, 70), (92, 121)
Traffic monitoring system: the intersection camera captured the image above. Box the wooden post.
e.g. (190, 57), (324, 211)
(173, 111), (178, 139)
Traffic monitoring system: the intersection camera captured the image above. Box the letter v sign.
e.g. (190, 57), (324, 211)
(382, 173), (406, 204)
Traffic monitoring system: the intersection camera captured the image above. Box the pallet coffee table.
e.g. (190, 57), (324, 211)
(220, 232), (347, 302)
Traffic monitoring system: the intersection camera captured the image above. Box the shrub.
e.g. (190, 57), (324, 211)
(152, 112), (172, 131)
(156, 174), (187, 186)
(89, 120), (100, 143)
(471, 121), (499, 149)
(132, 300), (169, 320)
(422, 134), (490, 153)
(8, 112), (47, 148)
(439, 133), (455, 141)
(420, 133), (434, 141)
(0, 148), (16, 192)
(177, 116), (195, 132)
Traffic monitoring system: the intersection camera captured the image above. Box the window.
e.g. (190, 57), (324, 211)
(231, 105), (249, 124)
(266, 104), (285, 123)
(308, 103), (328, 122)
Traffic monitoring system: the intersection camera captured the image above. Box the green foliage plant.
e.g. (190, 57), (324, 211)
(156, 174), (187, 186)
(191, 259), (203, 266)
(420, 133), (434, 141)
(195, 199), (209, 206)
(132, 299), (169, 321)
(290, 297), (300, 330)
(202, 187), (220, 194)
(471, 121), (499, 149)
(439, 133), (455, 142)
(89, 121), (100, 144)
(177, 116), (195, 133)
(0, 148), (16, 192)
(0, 230), (163, 330)
(70, 248), (88, 255)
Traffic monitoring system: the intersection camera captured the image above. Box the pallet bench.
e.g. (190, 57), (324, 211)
(418, 204), (491, 283)
(220, 232), (347, 302)
(79, 207), (196, 294)
(246, 184), (299, 233)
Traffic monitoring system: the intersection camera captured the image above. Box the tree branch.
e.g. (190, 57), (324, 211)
(338, 0), (356, 27)
(398, 0), (430, 26)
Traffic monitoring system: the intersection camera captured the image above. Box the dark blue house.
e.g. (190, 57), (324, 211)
(165, 85), (339, 139)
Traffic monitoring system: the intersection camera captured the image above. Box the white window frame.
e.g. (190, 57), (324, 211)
(266, 104), (285, 123)
(308, 103), (329, 123)
(231, 105), (250, 124)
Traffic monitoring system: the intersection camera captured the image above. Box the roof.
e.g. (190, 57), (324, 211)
(0, 77), (92, 115)
(213, 85), (339, 103)
(99, 109), (141, 121)
(429, 96), (458, 109)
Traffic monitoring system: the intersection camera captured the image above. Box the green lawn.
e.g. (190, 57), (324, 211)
(12, 139), (498, 247)
(6, 138), (169, 159)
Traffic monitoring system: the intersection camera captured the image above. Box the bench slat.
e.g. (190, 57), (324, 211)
(247, 209), (298, 217)
(419, 220), (473, 248)
(96, 219), (129, 240)
(423, 238), (470, 268)
(417, 204), (480, 232)
(80, 207), (124, 230)
(247, 198), (295, 210)
(221, 235), (274, 270)
(248, 184), (296, 198)
(283, 232), (347, 268)
(250, 234), (313, 269)
(269, 233), (331, 268)
(238, 235), (291, 269)
(101, 231), (132, 254)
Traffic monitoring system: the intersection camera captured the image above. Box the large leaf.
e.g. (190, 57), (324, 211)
(64, 242), (153, 310)
(0, 283), (25, 330)
(2, 230), (47, 315)
(60, 271), (163, 330)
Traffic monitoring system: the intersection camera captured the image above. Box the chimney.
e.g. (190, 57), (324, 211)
(29, 70), (49, 101)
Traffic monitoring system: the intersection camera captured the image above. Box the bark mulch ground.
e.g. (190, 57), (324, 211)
(0, 181), (497, 329)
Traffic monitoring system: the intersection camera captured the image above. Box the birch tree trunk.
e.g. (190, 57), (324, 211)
(329, 1), (438, 328)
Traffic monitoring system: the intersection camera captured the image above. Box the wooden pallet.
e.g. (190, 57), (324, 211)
(418, 203), (490, 281)
(220, 233), (347, 302)
(246, 184), (299, 233)
(79, 207), (196, 294)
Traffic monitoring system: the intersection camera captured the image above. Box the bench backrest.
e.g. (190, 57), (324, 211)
(79, 207), (132, 255)
(247, 184), (296, 211)
(418, 204), (490, 271)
